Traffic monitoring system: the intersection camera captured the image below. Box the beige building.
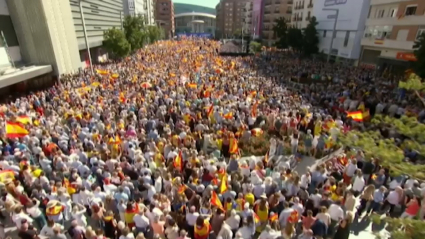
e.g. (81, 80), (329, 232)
(262, 0), (293, 46)
(216, 0), (253, 39)
(360, 0), (425, 71)
(292, 0), (314, 29)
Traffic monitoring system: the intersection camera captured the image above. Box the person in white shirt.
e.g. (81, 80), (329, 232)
(352, 170), (365, 195)
(384, 187), (402, 215)
(71, 203), (87, 227)
(133, 208), (150, 235)
(291, 197), (304, 219)
(26, 199), (46, 230)
(164, 219), (179, 239)
(217, 221), (233, 239)
(185, 206), (199, 227)
(328, 202), (344, 222)
(12, 206), (34, 229)
(225, 210), (241, 234)
(40, 220), (64, 237)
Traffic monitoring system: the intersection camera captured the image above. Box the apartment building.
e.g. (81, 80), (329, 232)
(313, 0), (371, 63)
(292, 0), (314, 29)
(155, 0), (175, 38)
(262, 0), (293, 46)
(123, 0), (155, 25)
(360, 0), (425, 71)
(215, 0), (253, 39)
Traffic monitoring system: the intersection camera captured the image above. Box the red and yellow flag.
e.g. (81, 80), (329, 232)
(210, 191), (224, 211)
(264, 150), (269, 165)
(16, 116), (32, 125)
(253, 212), (260, 223)
(0, 170), (15, 182)
(219, 172), (228, 193)
(251, 101), (258, 117)
(6, 121), (29, 138)
(173, 151), (183, 172)
(223, 112), (233, 119)
(178, 184), (187, 194)
(229, 138), (239, 154)
(269, 213), (278, 222)
(187, 83), (197, 89)
(346, 110), (370, 122)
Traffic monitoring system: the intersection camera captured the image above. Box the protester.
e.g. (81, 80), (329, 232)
(0, 38), (424, 239)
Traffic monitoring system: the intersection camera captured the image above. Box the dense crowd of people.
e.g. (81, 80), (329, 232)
(0, 38), (424, 239)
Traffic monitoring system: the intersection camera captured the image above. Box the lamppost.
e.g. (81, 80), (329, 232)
(79, 0), (94, 75)
(322, 8), (339, 63)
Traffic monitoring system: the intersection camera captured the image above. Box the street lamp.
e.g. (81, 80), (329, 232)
(322, 8), (339, 63)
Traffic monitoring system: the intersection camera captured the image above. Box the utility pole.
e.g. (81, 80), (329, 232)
(80, 0), (94, 74)
(323, 8), (339, 63)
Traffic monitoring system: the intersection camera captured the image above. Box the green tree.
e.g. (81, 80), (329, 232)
(233, 28), (242, 38)
(249, 41), (262, 53)
(287, 27), (303, 52)
(145, 25), (164, 44)
(103, 27), (131, 59)
(398, 73), (425, 106)
(303, 16), (319, 56)
(413, 33), (425, 79)
(372, 215), (425, 239)
(272, 17), (288, 49)
(123, 14), (147, 52)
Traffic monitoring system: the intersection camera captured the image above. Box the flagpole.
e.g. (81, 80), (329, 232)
(1, 31), (15, 69)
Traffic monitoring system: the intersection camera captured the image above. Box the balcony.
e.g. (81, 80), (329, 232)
(293, 16), (297, 21)
(286, 9), (292, 14)
(366, 14), (425, 27)
(275, 1), (281, 4)
(306, 16), (311, 21)
(361, 38), (415, 51)
(288, 0), (293, 4)
(264, 10), (271, 14)
(308, 3), (313, 8)
(265, 1), (272, 6)
(274, 10), (280, 13)
(264, 19), (271, 23)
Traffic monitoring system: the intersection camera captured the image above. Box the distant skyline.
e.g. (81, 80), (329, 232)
(172, 0), (220, 9)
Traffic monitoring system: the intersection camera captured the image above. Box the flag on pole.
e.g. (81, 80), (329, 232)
(6, 122), (29, 138)
(210, 191), (224, 211)
(16, 116), (32, 125)
(207, 105), (214, 118)
(219, 172), (228, 193)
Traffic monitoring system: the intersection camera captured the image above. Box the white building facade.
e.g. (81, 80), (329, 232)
(123, 0), (155, 25)
(312, 0), (371, 63)
(292, 0), (315, 29)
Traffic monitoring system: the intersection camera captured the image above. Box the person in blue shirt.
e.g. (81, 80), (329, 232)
(367, 186), (386, 214)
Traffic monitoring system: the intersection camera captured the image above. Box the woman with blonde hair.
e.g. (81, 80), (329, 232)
(356, 184), (375, 216)
(281, 223), (295, 239)
(333, 211), (353, 239)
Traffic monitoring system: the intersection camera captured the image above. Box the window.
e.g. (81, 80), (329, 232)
(344, 31), (349, 47)
(375, 9), (385, 18)
(388, 8), (397, 17)
(416, 28), (425, 40)
(323, 30), (327, 37)
(405, 5), (417, 16)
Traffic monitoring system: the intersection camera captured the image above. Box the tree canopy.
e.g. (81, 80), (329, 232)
(103, 27), (131, 59)
(272, 17), (288, 49)
(249, 41), (262, 53)
(303, 16), (319, 56)
(103, 15), (164, 58)
(413, 32), (425, 79)
(287, 27), (303, 52)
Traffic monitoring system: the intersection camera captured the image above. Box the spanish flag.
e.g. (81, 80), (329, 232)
(219, 172), (228, 193)
(16, 116), (32, 125)
(223, 112), (233, 119)
(269, 213), (278, 222)
(229, 138), (239, 154)
(111, 73), (119, 79)
(251, 128), (264, 137)
(173, 151), (183, 172)
(288, 210), (299, 223)
(119, 92), (126, 103)
(6, 121), (29, 138)
(187, 83), (197, 89)
(96, 69), (109, 75)
(178, 184), (187, 194)
(346, 110), (370, 122)
(253, 212), (260, 223)
(210, 191), (224, 211)
(63, 178), (77, 195)
(0, 170), (15, 182)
